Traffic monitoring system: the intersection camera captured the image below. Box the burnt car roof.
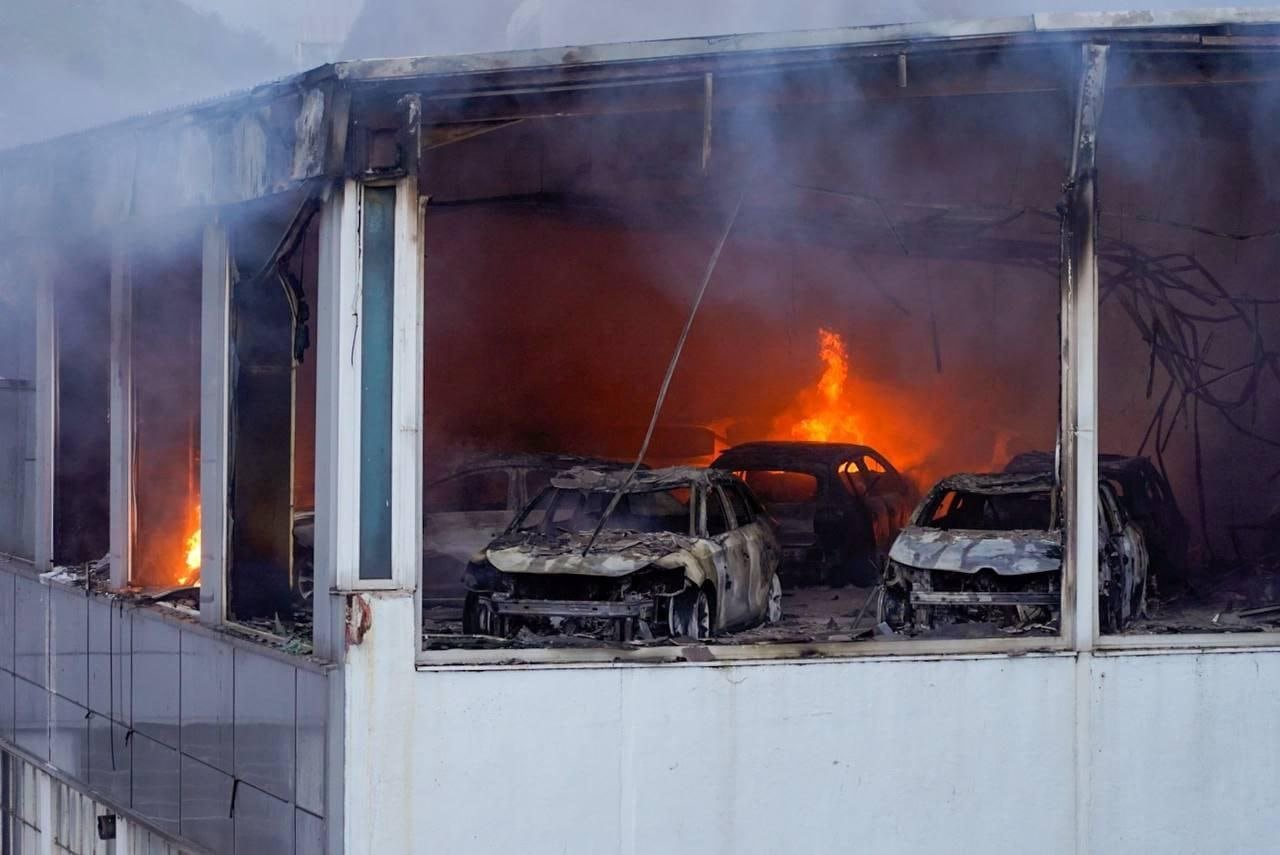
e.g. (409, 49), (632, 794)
(931, 472), (1057, 494)
(1004, 450), (1160, 478)
(711, 441), (880, 470)
(549, 465), (737, 492)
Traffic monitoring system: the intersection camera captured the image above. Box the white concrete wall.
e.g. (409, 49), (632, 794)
(344, 596), (1280, 855)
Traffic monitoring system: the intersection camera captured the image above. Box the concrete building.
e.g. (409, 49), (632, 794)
(1, 8), (1280, 853)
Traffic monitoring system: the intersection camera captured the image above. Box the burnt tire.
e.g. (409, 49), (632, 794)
(1100, 590), (1124, 634)
(669, 588), (713, 641)
(876, 585), (910, 631)
(765, 574), (784, 624)
(462, 592), (501, 636)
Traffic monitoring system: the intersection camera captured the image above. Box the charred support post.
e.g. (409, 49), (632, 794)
(1062, 43), (1107, 652)
(108, 236), (132, 589)
(33, 256), (56, 572)
(390, 174), (424, 593)
(199, 223), (231, 624)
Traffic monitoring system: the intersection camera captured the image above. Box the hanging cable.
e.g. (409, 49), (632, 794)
(582, 188), (748, 556)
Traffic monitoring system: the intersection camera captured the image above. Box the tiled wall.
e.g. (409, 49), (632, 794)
(0, 563), (330, 854)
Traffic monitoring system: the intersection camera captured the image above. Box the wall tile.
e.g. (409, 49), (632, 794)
(234, 783), (293, 855)
(86, 712), (130, 808)
(180, 630), (233, 774)
(50, 694), (87, 782)
(131, 732), (180, 836)
(131, 613), (179, 748)
(234, 650), (295, 802)
(0, 570), (16, 673)
(296, 808), (325, 855)
(180, 755), (234, 854)
(295, 668), (327, 816)
(14, 576), (47, 686)
(87, 598), (131, 723)
(14, 676), (47, 760)
(50, 586), (88, 706)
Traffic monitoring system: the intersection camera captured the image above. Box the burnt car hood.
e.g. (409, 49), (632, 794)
(483, 530), (706, 579)
(889, 526), (1063, 576)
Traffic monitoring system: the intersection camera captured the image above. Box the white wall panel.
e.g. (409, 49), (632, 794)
(1089, 650), (1280, 855)
(379, 601), (1079, 855)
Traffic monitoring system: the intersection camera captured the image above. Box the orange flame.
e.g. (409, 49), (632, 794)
(791, 328), (866, 444)
(772, 327), (931, 482)
(176, 509), (201, 588)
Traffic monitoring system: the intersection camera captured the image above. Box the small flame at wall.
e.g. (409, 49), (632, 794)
(176, 510), (201, 588)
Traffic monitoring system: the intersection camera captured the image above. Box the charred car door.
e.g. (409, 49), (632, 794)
(704, 484), (749, 628)
(723, 481), (773, 618)
(1099, 483), (1148, 631)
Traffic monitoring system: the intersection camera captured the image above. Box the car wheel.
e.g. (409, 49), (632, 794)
(463, 593), (501, 636)
(766, 574), (783, 624)
(876, 585), (910, 630)
(669, 588), (712, 641)
(1100, 590), (1124, 634)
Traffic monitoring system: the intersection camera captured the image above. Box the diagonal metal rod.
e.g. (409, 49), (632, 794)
(582, 188), (748, 556)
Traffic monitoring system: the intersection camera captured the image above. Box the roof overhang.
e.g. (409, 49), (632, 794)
(4, 7), (1280, 245)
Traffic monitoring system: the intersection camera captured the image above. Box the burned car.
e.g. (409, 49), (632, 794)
(1004, 450), (1189, 585)
(463, 467), (782, 641)
(879, 472), (1148, 633)
(293, 453), (625, 608)
(711, 441), (917, 586)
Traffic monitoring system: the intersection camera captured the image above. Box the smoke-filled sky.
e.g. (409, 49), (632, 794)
(0, 0), (1244, 149)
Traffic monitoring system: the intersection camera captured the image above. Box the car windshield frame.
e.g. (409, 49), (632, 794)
(512, 484), (695, 537)
(920, 485), (1057, 533)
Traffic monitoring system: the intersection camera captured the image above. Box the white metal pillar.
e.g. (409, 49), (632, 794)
(108, 236), (132, 590)
(33, 256), (56, 572)
(314, 179), (364, 658)
(199, 223), (232, 625)
(1065, 42), (1107, 855)
(390, 175), (424, 593)
(1064, 43), (1107, 653)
